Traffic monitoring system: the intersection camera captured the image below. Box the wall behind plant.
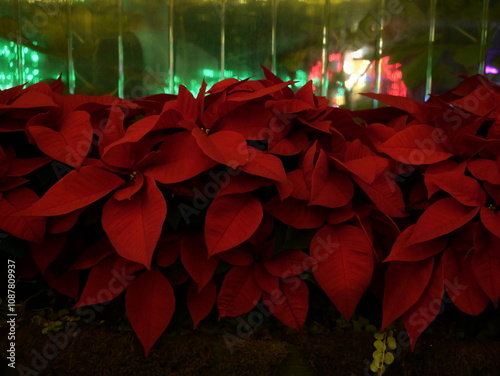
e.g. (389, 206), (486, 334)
(0, 0), (499, 108)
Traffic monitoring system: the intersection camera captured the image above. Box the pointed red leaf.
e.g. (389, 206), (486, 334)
(254, 263), (279, 293)
(287, 169), (310, 200)
(103, 115), (159, 155)
(468, 159), (500, 184)
(144, 132), (217, 184)
(380, 124), (453, 165)
(154, 235), (180, 268)
(187, 279), (217, 328)
(385, 225), (448, 262)
(480, 207), (500, 238)
(312, 224), (374, 320)
(241, 149), (287, 182)
(29, 111), (93, 168)
(72, 237), (115, 270)
(263, 277), (309, 331)
(0, 187), (46, 242)
(352, 175), (406, 217)
(403, 257), (444, 350)
(7, 157), (51, 176)
(382, 258), (435, 330)
(74, 254), (142, 308)
(102, 176), (166, 268)
(21, 166), (125, 216)
(264, 196), (327, 229)
(30, 233), (68, 274)
(181, 232), (219, 291)
(424, 161), (486, 206)
(217, 265), (262, 317)
(192, 128), (249, 168)
(443, 249), (489, 315)
(48, 208), (85, 234)
(126, 268), (175, 356)
(205, 193), (263, 256)
(472, 226), (500, 307)
(264, 250), (315, 278)
(310, 169), (354, 208)
(407, 198), (479, 245)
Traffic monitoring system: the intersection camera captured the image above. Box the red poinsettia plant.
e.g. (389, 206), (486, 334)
(1, 68), (499, 355)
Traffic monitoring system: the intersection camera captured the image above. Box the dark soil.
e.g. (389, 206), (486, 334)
(2, 321), (500, 376)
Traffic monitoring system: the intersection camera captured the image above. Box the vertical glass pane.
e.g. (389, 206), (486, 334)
(71, 0), (120, 95)
(174, 0), (221, 94)
(380, 0), (425, 100)
(19, 0), (68, 87)
(324, 0), (379, 109)
(122, 0), (170, 98)
(0, 0), (18, 89)
(432, 0), (483, 94)
(275, 0), (324, 92)
(485, 3), (500, 83)
(226, 0), (272, 80)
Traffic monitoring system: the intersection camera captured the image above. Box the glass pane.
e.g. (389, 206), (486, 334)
(174, 0), (221, 94)
(324, 0), (379, 110)
(485, 3), (500, 83)
(432, 0), (483, 94)
(0, 0), (18, 89)
(71, 0), (120, 95)
(226, 0), (272, 80)
(122, 0), (171, 98)
(19, 0), (68, 88)
(275, 0), (324, 92)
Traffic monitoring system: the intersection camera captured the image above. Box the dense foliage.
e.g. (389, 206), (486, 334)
(1, 68), (499, 355)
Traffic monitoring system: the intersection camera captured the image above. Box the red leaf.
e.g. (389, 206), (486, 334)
(264, 250), (315, 278)
(74, 254), (142, 308)
(240, 149), (287, 182)
(380, 124), (453, 165)
(264, 196), (327, 229)
(472, 226), (500, 307)
(287, 169), (310, 200)
(403, 257), (444, 350)
(126, 268), (175, 356)
(407, 198), (479, 245)
(192, 128), (249, 168)
(382, 258), (435, 330)
(312, 224), (374, 320)
(343, 156), (390, 185)
(48, 208), (85, 234)
(144, 132), (217, 184)
(72, 237), (115, 270)
(480, 207), (500, 238)
(103, 115), (159, 156)
(217, 265), (262, 317)
(218, 245), (255, 266)
(205, 193), (263, 256)
(7, 157), (51, 176)
(0, 188), (46, 242)
(187, 279), (217, 328)
(21, 166), (125, 216)
(181, 232), (219, 291)
(468, 159), (500, 184)
(29, 111), (93, 168)
(424, 161), (486, 206)
(30, 233), (68, 274)
(102, 177), (166, 268)
(443, 249), (489, 315)
(254, 263), (279, 293)
(154, 235), (180, 267)
(263, 277), (309, 331)
(385, 225), (448, 262)
(352, 175), (406, 217)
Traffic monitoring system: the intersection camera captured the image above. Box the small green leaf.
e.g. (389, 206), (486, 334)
(387, 336), (397, 350)
(373, 350), (383, 362)
(384, 352), (395, 365)
(366, 324), (378, 333)
(370, 360), (380, 373)
(374, 332), (385, 340)
(374, 339), (386, 352)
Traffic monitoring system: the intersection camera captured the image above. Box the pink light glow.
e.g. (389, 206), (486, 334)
(486, 66), (499, 74)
